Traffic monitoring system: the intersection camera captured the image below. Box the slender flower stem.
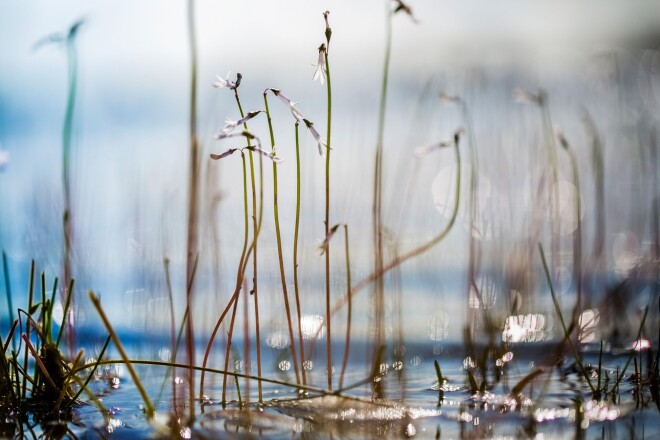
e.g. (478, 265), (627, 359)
(232, 90), (264, 401)
(199, 180), (263, 400)
(324, 47), (333, 392)
(339, 224), (352, 390)
(293, 121), (307, 386)
(263, 93), (301, 386)
(221, 152), (250, 406)
(328, 139), (462, 318)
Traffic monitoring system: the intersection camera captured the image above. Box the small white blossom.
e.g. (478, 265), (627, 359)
(245, 146), (283, 164)
(268, 89), (304, 122)
(214, 130), (258, 144)
(210, 146), (282, 164)
(212, 72), (240, 90)
(312, 45), (327, 85)
(303, 119), (327, 157)
(221, 110), (263, 134)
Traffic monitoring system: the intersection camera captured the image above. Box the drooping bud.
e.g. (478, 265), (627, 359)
(323, 11), (332, 48)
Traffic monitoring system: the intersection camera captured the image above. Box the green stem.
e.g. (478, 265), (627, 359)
(324, 48), (333, 392)
(263, 93), (301, 386)
(221, 152), (250, 406)
(233, 91), (264, 400)
(293, 121), (307, 386)
(22, 260), (35, 399)
(2, 251), (15, 352)
(88, 292), (155, 418)
(56, 278), (75, 348)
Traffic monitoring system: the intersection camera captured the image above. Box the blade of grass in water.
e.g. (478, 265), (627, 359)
(2, 251), (15, 352)
(88, 291), (155, 418)
(56, 279), (75, 348)
(22, 260), (35, 400)
(64, 335), (111, 407)
(538, 242), (595, 393)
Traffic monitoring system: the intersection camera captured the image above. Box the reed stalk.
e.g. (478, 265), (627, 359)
(221, 151), (250, 406)
(2, 251), (15, 352)
(263, 93), (301, 386)
(200, 137), (272, 401)
(372, 1), (392, 391)
(184, 0), (200, 421)
(232, 88), (265, 400)
(21, 260), (35, 399)
(292, 121), (308, 386)
(323, 39), (334, 392)
(88, 292), (155, 418)
(338, 224), (352, 390)
(538, 243), (595, 393)
(557, 132), (583, 326)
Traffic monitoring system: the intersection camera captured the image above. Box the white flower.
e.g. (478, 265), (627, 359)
(221, 110), (263, 134)
(210, 146), (282, 164)
(303, 119), (327, 157)
(312, 45), (327, 85)
(0, 149), (8, 171)
(245, 146), (283, 164)
(212, 72), (240, 90)
(269, 89), (304, 122)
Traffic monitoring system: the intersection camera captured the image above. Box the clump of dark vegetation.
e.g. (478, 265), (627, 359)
(0, 261), (109, 438)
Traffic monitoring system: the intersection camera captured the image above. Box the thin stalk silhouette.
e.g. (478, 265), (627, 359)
(323, 29), (334, 392)
(315, 133), (462, 345)
(263, 93), (301, 386)
(292, 120), (308, 386)
(338, 224), (352, 390)
(184, 0), (200, 420)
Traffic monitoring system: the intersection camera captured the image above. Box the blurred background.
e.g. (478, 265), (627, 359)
(1, 0), (659, 349)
